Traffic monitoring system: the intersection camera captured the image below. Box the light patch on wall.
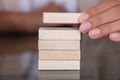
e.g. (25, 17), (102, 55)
(32, 0), (53, 10)
(2, 0), (20, 12)
(0, 0), (4, 11)
(19, 0), (31, 12)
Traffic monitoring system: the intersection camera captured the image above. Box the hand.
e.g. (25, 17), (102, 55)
(79, 0), (120, 42)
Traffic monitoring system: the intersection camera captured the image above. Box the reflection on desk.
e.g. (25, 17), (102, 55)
(0, 34), (38, 80)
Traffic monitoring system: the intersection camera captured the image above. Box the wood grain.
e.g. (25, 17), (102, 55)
(38, 40), (80, 50)
(39, 51), (80, 60)
(39, 27), (81, 40)
(43, 13), (81, 24)
(38, 60), (80, 70)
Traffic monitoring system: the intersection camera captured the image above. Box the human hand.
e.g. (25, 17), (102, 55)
(79, 0), (120, 42)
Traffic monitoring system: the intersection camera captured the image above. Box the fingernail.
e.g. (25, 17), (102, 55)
(80, 22), (91, 32)
(111, 33), (120, 39)
(79, 13), (90, 23)
(90, 29), (101, 36)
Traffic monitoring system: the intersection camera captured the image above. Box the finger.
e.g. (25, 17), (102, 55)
(86, 0), (120, 16)
(88, 20), (120, 39)
(79, 0), (120, 23)
(80, 4), (120, 33)
(109, 32), (120, 42)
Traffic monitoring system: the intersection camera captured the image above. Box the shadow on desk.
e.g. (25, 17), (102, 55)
(0, 34), (38, 80)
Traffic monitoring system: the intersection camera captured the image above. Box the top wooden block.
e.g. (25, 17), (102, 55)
(43, 13), (81, 24)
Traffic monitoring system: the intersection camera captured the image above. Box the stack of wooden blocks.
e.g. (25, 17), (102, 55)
(38, 13), (81, 70)
(38, 27), (81, 70)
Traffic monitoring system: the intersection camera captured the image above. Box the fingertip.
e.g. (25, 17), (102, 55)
(88, 28), (101, 39)
(79, 22), (91, 33)
(79, 13), (90, 23)
(109, 33), (120, 42)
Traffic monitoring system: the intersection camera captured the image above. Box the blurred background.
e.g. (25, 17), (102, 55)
(0, 0), (78, 12)
(0, 0), (100, 80)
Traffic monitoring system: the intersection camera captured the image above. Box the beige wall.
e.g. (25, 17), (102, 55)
(79, 0), (102, 12)
(2, 0), (20, 12)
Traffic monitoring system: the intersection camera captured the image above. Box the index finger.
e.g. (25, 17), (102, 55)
(86, 0), (120, 16)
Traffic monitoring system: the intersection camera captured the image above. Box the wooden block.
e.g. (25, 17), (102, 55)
(38, 40), (80, 50)
(39, 27), (81, 40)
(43, 13), (81, 24)
(38, 60), (80, 70)
(39, 51), (80, 60)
